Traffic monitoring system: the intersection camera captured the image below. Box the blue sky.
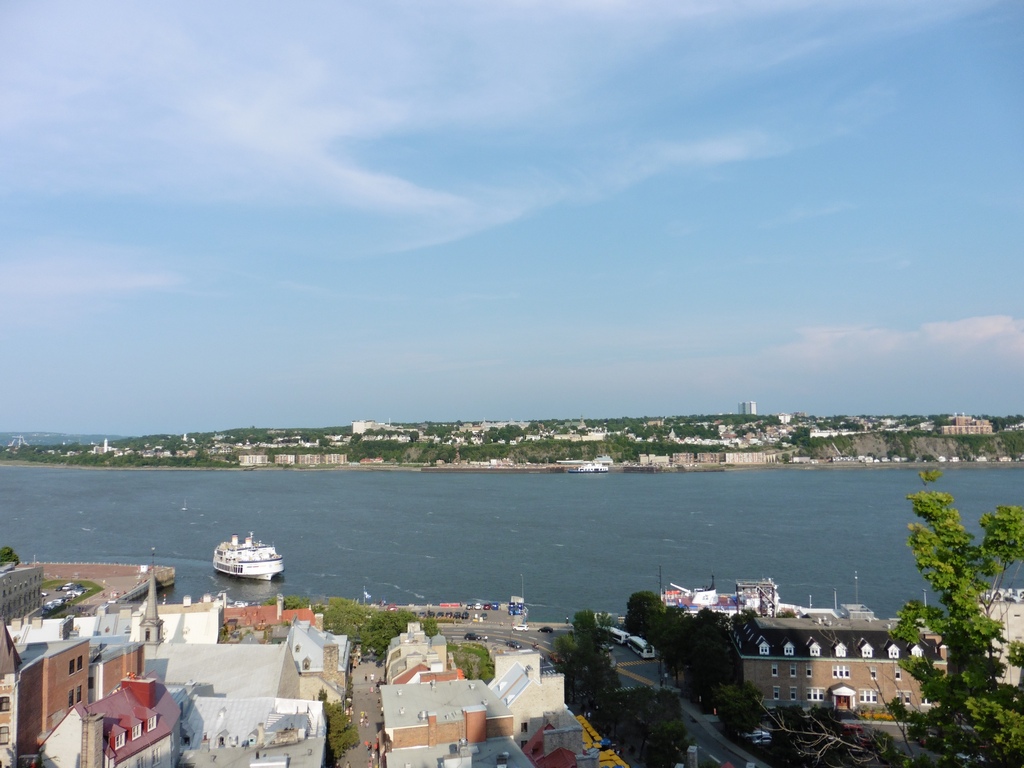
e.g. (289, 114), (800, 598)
(1, 1), (1022, 435)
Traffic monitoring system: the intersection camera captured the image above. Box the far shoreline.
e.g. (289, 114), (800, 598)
(1, 459), (1021, 474)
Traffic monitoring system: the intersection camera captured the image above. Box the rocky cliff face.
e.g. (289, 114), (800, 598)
(805, 433), (1018, 462)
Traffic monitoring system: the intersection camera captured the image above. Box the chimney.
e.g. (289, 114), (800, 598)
(123, 677), (158, 708)
(323, 644), (340, 684)
(277, 594), (284, 621)
(81, 712), (105, 768)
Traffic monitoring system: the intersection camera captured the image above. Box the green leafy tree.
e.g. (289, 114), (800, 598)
(890, 473), (1024, 767)
(687, 609), (734, 708)
(645, 720), (693, 768)
(0, 547), (19, 565)
(321, 597), (375, 637)
(323, 700), (360, 762)
(625, 590), (664, 638)
(650, 607), (689, 681)
(554, 611), (618, 707)
(611, 687), (682, 758)
(713, 682), (764, 736)
(360, 614), (436, 655)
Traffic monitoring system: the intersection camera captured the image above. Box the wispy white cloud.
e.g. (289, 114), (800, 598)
(772, 316), (1024, 367)
(760, 202), (855, 228)
(0, 0), (994, 247)
(0, 243), (181, 328)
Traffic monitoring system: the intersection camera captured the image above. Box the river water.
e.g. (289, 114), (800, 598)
(1, 465), (1020, 621)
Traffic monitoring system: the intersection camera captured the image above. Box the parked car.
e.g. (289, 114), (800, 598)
(505, 640), (521, 649)
(742, 729), (772, 746)
(539, 626), (554, 633)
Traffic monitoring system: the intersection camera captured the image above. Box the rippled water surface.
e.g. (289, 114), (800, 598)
(2, 465), (1020, 621)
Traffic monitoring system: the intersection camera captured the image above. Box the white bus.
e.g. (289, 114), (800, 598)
(609, 627), (630, 645)
(627, 635), (656, 659)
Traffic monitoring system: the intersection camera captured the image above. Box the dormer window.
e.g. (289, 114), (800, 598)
(758, 641), (770, 656)
(148, 716), (157, 731)
(911, 645), (923, 658)
(861, 643), (873, 658)
(888, 645), (900, 659)
(809, 642), (821, 657)
(783, 642), (794, 656)
(115, 733), (126, 749)
(834, 643), (847, 658)
(132, 724), (142, 740)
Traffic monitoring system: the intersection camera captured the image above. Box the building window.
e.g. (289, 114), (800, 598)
(861, 644), (873, 658)
(0, 725), (9, 745)
(133, 724), (142, 740)
(521, 722), (528, 733)
(772, 686), (780, 700)
(806, 665), (812, 678)
(784, 643), (794, 656)
(136, 758), (143, 768)
(759, 642), (770, 656)
(859, 690), (878, 704)
(115, 733), (126, 749)
(895, 669), (902, 681)
(148, 716), (157, 731)
(898, 691), (911, 704)
(790, 664), (797, 677)
(69, 659), (76, 675)
(870, 666), (877, 680)
(771, 663), (778, 677)
(68, 690), (75, 708)
(76, 685), (82, 703)
(807, 688), (824, 702)
(834, 643), (846, 658)
(832, 665), (850, 679)
(77, 655), (83, 671)
(888, 646), (900, 659)
(809, 644), (821, 657)
(790, 687), (798, 701)
(0, 696), (9, 712)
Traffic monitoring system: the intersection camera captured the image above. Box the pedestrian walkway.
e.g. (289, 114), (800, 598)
(342, 656), (384, 768)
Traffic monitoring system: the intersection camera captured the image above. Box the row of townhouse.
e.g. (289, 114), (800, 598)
(733, 616), (945, 712)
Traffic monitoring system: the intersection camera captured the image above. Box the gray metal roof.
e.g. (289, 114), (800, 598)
(382, 679), (512, 732)
(146, 644), (292, 698)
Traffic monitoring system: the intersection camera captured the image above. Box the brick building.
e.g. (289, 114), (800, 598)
(733, 616), (945, 712)
(381, 679), (514, 751)
(15, 639), (91, 755)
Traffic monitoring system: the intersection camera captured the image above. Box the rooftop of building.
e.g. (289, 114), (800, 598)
(382, 679), (512, 731)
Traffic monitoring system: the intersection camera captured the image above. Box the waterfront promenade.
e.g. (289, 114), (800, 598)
(38, 561), (175, 604)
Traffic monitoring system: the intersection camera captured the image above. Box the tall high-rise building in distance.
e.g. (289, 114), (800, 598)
(738, 401), (757, 415)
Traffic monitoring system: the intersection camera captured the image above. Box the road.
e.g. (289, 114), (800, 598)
(608, 643), (766, 768)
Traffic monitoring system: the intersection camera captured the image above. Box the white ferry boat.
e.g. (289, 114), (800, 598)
(567, 462), (609, 474)
(213, 533), (284, 580)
